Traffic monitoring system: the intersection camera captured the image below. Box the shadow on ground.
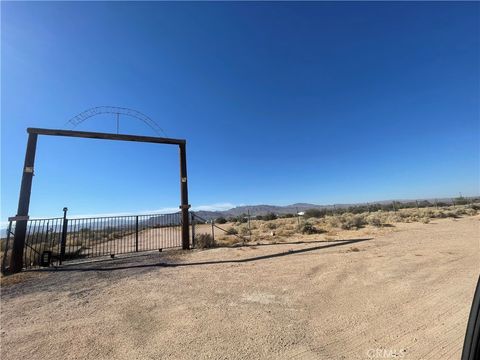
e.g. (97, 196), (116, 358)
(54, 238), (372, 272)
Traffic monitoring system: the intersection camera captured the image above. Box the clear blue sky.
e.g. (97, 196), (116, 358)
(1, 2), (479, 222)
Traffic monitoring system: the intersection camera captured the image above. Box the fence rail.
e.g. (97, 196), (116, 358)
(1, 211), (184, 271)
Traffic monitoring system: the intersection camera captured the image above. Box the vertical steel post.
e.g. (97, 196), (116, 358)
(10, 133), (38, 273)
(135, 216), (139, 252)
(60, 207), (68, 265)
(179, 143), (190, 250)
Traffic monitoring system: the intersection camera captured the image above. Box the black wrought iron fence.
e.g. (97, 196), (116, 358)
(24, 217), (64, 268)
(1, 211), (183, 271)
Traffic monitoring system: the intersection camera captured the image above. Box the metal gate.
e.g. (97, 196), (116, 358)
(1, 211), (183, 271)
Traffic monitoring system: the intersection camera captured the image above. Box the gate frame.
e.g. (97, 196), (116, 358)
(9, 127), (190, 273)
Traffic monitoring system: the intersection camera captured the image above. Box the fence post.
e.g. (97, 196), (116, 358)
(211, 220), (215, 243)
(135, 216), (139, 252)
(191, 212), (195, 248)
(60, 207), (68, 265)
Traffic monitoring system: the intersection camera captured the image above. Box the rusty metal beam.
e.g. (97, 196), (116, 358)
(27, 128), (185, 145)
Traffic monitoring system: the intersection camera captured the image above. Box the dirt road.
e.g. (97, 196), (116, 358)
(1, 216), (479, 359)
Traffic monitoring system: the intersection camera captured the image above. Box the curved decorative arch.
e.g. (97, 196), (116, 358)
(66, 106), (167, 136)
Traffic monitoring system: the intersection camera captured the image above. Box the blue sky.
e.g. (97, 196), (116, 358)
(1, 1), (479, 222)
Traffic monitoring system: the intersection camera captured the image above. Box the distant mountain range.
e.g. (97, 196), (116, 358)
(2, 196), (477, 231)
(191, 196), (478, 221)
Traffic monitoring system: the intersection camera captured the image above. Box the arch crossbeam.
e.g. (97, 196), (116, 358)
(67, 106), (167, 136)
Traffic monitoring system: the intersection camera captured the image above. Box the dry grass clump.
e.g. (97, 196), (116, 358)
(324, 216), (342, 229)
(339, 213), (367, 230)
(262, 222), (277, 230)
(238, 225), (250, 236)
(225, 227), (238, 235)
(365, 212), (387, 227)
(195, 233), (216, 249)
(297, 222), (324, 234)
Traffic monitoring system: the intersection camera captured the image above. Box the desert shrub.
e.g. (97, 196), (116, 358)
(215, 217), (227, 224)
(453, 207), (475, 217)
(226, 216), (247, 223)
(419, 209), (434, 218)
(454, 197), (469, 205)
(225, 227), (238, 235)
(281, 213), (295, 218)
(297, 222), (323, 234)
(465, 208), (477, 216)
(340, 213), (367, 230)
(304, 208), (325, 218)
(404, 214), (419, 223)
(366, 212), (385, 227)
(470, 203), (480, 211)
(390, 210), (408, 222)
(264, 222), (277, 230)
(263, 212), (278, 221)
(195, 233), (216, 248)
(238, 225), (250, 236)
(442, 210), (460, 219)
(325, 216), (342, 229)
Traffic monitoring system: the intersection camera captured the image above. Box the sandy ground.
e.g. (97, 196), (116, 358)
(1, 216), (479, 360)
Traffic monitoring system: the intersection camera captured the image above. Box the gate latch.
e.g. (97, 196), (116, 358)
(40, 251), (52, 267)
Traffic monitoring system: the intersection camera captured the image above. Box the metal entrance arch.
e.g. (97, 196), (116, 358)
(9, 127), (190, 273)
